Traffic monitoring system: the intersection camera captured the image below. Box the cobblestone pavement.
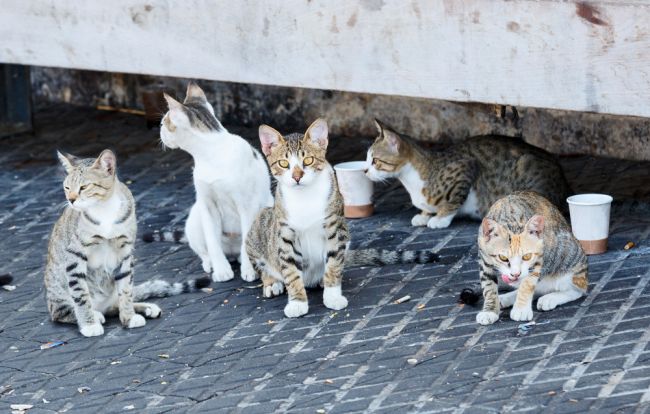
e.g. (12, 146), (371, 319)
(1, 105), (650, 413)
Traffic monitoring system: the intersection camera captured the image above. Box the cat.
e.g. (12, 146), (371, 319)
(365, 120), (571, 229)
(45, 149), (209, 337)
(475, 191), (588, 325)
(246, 119), (440, 318)
(155, 82), (273, 282)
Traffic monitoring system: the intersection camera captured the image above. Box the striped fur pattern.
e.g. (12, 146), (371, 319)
(475, 191), (588, 325)
(45, 150), (208, 337)
(365, 120), (571, 230)
(247, 119), (440, 318)
(160, 83), (273, 283)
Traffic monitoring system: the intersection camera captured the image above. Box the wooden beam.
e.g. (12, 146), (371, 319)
(1, 0), (649, 117)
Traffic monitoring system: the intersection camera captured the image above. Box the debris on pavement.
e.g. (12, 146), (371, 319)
(458, 288), (481, 306)
(40, 341), (66, 350)
(10, 404), (33, 412)
(624, 241), (635, 250)
(407, 358), (418, 365)
(123, 405), (135, 410)
(417, 303), (426, 310)
(158, 354), (170, 359)
(77, 386), (91, 394)
(516, 321), (551, 336)
(394, 295), (411, 304)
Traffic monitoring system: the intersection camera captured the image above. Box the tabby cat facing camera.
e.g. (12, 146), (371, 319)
(247, 119), (440, 318)
(365, 120), (571, 229)
(475, 191), (588, 325)
(45, 150), (208, 337)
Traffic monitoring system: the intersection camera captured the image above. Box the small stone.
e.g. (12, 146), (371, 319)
(407, 358), (418, 365)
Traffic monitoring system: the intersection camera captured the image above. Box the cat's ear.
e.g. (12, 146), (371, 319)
(375, 119), (401, 153)
(57, 151), (78, 174)
(525, 215), (545, 238)
(305, 118), (328, 149)
(184, 82), (207, 103)
(259, 125), (284, 156)
(481, 218), (501, 241)
(164, 93), (183, 112)
(92, 149), (116, 176)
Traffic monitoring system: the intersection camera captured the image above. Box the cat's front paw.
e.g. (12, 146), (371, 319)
(323, 287), (348, 310)
(212, 261), (235, 282)
(510, 306), (533, 321)
(240, 262), (258, 282)
(93, 310), (106, 325)
(284, 300), (308, 318)
(80, 323), (104, 337)
(201, 258), (212, 273)
(537, 295), (560, 311)
(141, 303), (162, 318)
(427, 215), (454, 229)
(263, 281), (285, 298)
(476, 311), (499, 325)
(126, 314), (146, 329)
(411, 214), (430, 227)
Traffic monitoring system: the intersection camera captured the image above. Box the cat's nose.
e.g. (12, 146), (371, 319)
(68, 192), (78, 203)
(511, 271), (521, 278)
(363, 169), (369, 174)
(293, 176), (301, 184)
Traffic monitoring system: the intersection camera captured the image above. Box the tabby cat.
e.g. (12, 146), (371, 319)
(46, 150), (209, 337)
(475, 191), (588, 325)
(247, 119), (440, 318)
(365, 120), (571, 229)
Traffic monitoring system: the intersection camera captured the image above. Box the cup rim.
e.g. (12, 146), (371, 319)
(567, 193), (613, 206)
(334, 161), (367, 172)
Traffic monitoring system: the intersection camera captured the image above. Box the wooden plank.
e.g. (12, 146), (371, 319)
(1, 0), (649, 117)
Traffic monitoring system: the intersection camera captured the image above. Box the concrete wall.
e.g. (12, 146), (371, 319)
(31, 67), (650, 161)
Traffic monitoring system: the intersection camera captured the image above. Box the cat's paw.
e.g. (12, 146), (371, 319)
(263, 281), (285, 298)
(240, 262), (258, 282)
(93, 310), (106, 325)
(79, 323), (104, 337)
(323, 288), (348, 310)
(510, 306), (533, 321)
(411, 214), (430, 227)
(476, 311), (499, 325)
(127, 314), (146, 329)
(141, 303), (162, 318)
(211, 262), (235, 282)
(201, 258), (212, 274)
(284, 300), (309, 318)
(537, 295), (560, 311)
(427, 215), (454, 229)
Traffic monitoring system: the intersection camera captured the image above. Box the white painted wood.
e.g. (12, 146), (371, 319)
(1, 0), (649, 117)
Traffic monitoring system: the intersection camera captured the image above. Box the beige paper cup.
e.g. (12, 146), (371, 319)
(567, 193), (613, 255)
(334, 161), (374, 218)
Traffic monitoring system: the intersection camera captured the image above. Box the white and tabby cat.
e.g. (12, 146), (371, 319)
(247, 119), (440, 318)
(45, 150), (209, 337)
(475, 191), (588, 325)
(154, 83), (273, 282)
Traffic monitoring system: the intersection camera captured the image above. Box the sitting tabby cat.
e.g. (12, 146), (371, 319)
(247, 119), (440, 318)
(46, 150), (209, 337)
(154, 83), (273, 283)
(365, 120), (571, 229)
(475, 191), (588, 325)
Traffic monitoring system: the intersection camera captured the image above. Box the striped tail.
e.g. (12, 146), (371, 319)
(345, 248), (439, 268)
(142, 230), (187, 243)
(133, 277), (210, 301)
(0, 274), (12, 286)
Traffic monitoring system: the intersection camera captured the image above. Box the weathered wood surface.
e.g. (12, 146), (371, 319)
(1, 0), (649, 117)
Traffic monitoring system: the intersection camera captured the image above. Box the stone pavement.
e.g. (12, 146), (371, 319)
(1, 105), (650, 413)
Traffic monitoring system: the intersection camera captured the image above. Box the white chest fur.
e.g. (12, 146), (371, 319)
(399, 164), (435, 213)
(282, 170), (332, 287)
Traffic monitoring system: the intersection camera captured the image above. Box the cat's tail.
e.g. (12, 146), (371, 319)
(133, 277), (210, 301)
(142, 230), (187, 243)
(0, 274), (13, 286)
(345, 248), (439, 268)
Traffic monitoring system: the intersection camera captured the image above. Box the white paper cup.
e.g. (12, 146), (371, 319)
(334, 161), (374, 218)
(567, 193), (613, 255)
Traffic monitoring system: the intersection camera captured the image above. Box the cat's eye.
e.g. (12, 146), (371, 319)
(372, 158), (379, 166)
(278, 160), (290, 169)
(522, 253), (532, 261)
(79, 185), (87, 192)
(64, 186), (70, 191)
(303, 156), (314, 166)
(498, 255), (509, 262)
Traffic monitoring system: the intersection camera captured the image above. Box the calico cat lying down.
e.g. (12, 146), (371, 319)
(247, 119), (441, 318)
(475, 191), (588, 325)
(365, 120), (571, 229)
(45, 150), (209, 337)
